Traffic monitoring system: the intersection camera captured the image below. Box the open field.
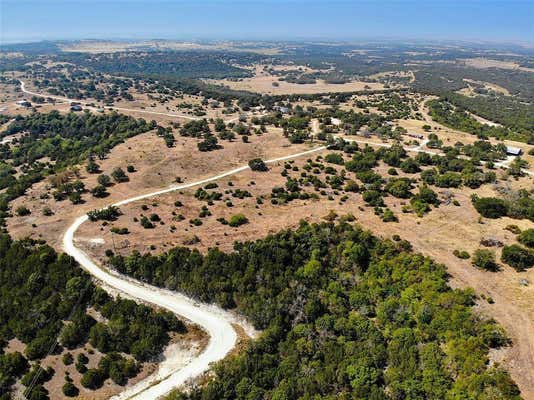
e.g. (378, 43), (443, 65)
(209, 76), (387, 94)
(58, 40), (282, 55)
(463, 57), (534, 73)
(7, 127), (313, 249)
(457, 78), (512, 97)
(206, 64), (389, 94)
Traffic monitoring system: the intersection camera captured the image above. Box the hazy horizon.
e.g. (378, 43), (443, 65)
(1, 0), (533, 45)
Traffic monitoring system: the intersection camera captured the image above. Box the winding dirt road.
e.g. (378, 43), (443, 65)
(62, 146), (328, 399)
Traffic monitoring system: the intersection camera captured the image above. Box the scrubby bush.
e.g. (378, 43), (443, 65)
(344, 180), (359, 193)
(324, 153), (344, 165)
(97, 174), (111, 187)
(15, 206), (31, 216)
(140, 216), (155, 229)
(248, 158), (268, 172)
(63, 353), (73, 365)
(229, 213), (249, 227)
(87, 206), (121, 222)
(91, 185), (108, 198)
(81, 368), (105, 390)
(472, 249), (499, 271)
(62, 381), (79, 397)
(382, 209), (398, 222)
(518, 229), (534, 248)
(501, 244), (534, 271)
(453, 249), (470, 259)
(472, 197), (508, 219)
(362, 190), (384, 207)
(111, 167), (129, 183)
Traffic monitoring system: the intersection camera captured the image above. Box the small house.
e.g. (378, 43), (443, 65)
(16, 100), (31, 108)
(506, 146), (522, 156)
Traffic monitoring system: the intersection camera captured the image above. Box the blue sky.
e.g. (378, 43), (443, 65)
(1, 0), (533, 43)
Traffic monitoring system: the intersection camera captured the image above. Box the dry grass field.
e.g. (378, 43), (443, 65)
(58, 40), (282, 55)
(210, 76), (387, 95)
(463, 57), (534, 73)
(7, 127), (313, 249)
(206, 64), (389, 94)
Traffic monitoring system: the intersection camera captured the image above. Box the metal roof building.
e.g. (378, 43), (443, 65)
(506, 146), (522, 156)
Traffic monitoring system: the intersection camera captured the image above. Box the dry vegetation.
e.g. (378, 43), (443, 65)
(207, 64), (389, 94)
(7, 126), (313, 248)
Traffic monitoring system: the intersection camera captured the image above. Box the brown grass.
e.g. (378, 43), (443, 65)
(209, 76), (387, 95)
(7, 127), (313, 249)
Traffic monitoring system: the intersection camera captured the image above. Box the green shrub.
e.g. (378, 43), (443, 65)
(324, 153), (344, 165)
(140, 216), (155, 229)
(382, 209), (398, 222)
(87, 206), (121, 222)
(62, 353), (73, 366)
(229, 213), (249, 227)
(111, 167), (129, 183)
(248, 158), (269, 171)
(453, 249), (470, 259)
(518, 229), (534, 248)
(362, 190), (384, 207)
(472, 197), (508, 219)
(62, 381), (79, 397)
(505, 225), (521, 234)
(501, 244), (534, 271)
(16, 206), (31, 216)
(472, 249), (498, 271)
(344, 180), (359, 193)
(81, 368), (105, 390)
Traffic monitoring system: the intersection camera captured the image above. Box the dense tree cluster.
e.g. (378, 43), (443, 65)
(57, 51), (257, 80)
(0, 234), (186, 398)
(3, 111), (155, 167)
(428, 98), (532, 143)
(108, 221), (519, 399)
(472, 193), (534, 222)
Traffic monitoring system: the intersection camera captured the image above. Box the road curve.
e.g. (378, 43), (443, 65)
(62, 145), (327, 399)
